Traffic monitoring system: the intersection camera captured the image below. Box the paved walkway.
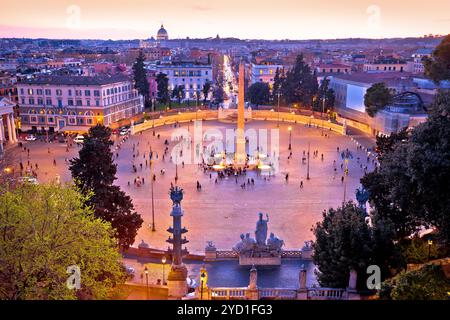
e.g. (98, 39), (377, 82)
(12, 120), (377, 255)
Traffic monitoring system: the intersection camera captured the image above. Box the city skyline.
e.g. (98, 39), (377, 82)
(0, 0), (449, 40)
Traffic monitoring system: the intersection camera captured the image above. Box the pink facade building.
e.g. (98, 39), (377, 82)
(17, 74), (143, 133)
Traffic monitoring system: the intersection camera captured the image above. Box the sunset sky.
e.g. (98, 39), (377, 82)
(0, 0), (449, 40)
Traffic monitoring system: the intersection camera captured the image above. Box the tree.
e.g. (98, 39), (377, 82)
(380, 264), (450, 300)
(313, 202), (403, 290)
(202, 81), (212, 104)
(281, 54), (318, 107)
(69, 125), (143, 248)
(424, 34), (450, 82)
(132, 50), (150, 107)
(312, 202), (374, 289)
(171, 85), (184, 104)
(272, 67), (284, 100)
(0, 183), (127, 300)
(313, 77), (335, 112)
(212, 85), (225, 105)
(362, 90), (450, 244)
(156, 72), (170, 105)
(248, 82), (270, 106)
(364, 83), (393, 117)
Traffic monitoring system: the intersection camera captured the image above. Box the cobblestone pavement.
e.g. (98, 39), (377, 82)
(12, 120), (376, 254)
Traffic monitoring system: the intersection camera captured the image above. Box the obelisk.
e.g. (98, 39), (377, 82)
(235, 61), (246, 165)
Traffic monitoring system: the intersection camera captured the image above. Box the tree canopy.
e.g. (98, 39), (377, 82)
(132, 50), (150, 106)
(156, 72), (170, 105)
(364, 83), (393, 117)
(424, 34), (450, 83)
(0, 184), (126, 300)
(248, 82), (270, 106)
(280, 54), (318, 107)
(312, 77), (335, 112)
(362, 90), (450, 244)
(69, 125), (143, 248)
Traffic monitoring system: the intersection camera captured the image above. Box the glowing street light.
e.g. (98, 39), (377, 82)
(288, 126), (292, 151)
(144, 266), (149, 299)
(162, 256), (167, 285)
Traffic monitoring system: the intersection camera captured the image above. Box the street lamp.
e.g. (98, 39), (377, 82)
(321, 97), (325, 136)
(306, 142), (311, 180)
(162, 256), (167, 285)
(144, 266), (149, 299)
(200, 272), (206, 300)
(288, 126), (292, 151)
(428, 240), (433, 261)
(277, 92), (281, 128)
(150, 150), (156, 231)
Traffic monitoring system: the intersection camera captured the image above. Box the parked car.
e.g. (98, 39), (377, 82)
(119, 128), (129, 136)
(18, 176), (39, 185)
(74, 135), (85, 144)
(25, 134), (37, 141)
(111, 129), (119, 135)
(125, 266), (135, 279)
(58, 135), (67, 143)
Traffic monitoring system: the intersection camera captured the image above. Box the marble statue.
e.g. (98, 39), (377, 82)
(255, 213), (269, 246)
(267, 233), (284, 252)
(233, 234), (246, 253)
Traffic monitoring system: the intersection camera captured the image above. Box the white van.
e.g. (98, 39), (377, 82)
(74, 135), (85, 144)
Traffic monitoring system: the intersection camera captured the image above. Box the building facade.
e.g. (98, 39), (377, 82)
(329, 73), (428, 136)
(155, 62), (213, 100)
(250, 63), (283, 88)
(17, 74), (143, 133)
(0, 97), (18, 157)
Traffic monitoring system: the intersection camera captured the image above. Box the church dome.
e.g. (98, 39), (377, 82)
(157, 24), (169, 40)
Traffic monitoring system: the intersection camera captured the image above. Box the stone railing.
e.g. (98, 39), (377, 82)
(306, 287), (348, 300)
(259, 288), (298, 300)
(207, 287), (349, 300)
(210, 288), (247, 300)
(207, 249), (304, 261)
(130, 109), (347, 136)
(215, 250), (239, 260)
(281, 250), (302, 259)
(251, 110), (345, 135)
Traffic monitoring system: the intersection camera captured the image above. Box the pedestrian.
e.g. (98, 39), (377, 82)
(53, 159), (56, 166)
(300, 181), (303, 188)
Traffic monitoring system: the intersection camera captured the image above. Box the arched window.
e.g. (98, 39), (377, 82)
(85, 111), (94, 116)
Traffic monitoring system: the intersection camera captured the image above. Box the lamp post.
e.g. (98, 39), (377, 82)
(152, 98), (156, 136)
(162, 256), (167, 285)
(150, 150), (155, 231)
(288, 126), (292, 151)
(144, 266), (149, 299)
(321, 97), (325, 136)
(343, 159), (349, 204)
(277, 92), (281, 128)
(306, 142), (310, 180)
(200, 272), (206, 300)
(428, 240), (433, 261)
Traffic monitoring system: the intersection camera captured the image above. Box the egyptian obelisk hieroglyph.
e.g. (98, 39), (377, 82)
(235, 61), (246, 165)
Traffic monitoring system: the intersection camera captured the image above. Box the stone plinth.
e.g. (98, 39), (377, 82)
(167, 264), (188, 298)
(239, 255), (281, 266)
(205, 248), (217, 261)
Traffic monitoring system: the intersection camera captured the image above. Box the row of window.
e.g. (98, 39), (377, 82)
(22, 115), (95, 125)
(21, 88), (101, 97)
(104, 85), (131, 96)
(161, 70), (210, 77)
(22, 97), (101, 107)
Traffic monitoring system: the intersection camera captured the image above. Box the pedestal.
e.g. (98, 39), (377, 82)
(167, 264), (188, 299)
(239, 255), (281, 266)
